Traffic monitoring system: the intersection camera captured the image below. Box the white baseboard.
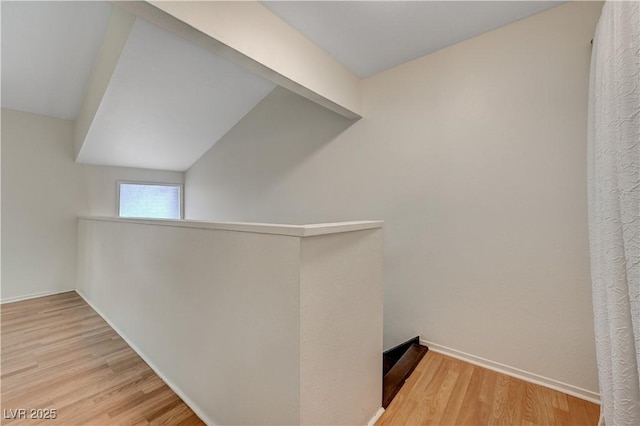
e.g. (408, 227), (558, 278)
(366, 407), (384, 426)
(1, 288), (75, 304)
(75, 289), (216, 426)
(421, 339), (600, 405)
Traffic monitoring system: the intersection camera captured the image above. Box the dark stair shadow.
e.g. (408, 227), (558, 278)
(382, 338), (428, 408)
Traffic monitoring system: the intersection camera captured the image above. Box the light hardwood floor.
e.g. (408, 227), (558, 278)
(1, 291), (204, 425)
(377, 351), (600, 426)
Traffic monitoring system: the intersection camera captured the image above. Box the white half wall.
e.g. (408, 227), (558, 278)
(300, 229), (383, 425)
(1, 109), (183, 302)
(76, 218), (301, 425)
(76, 217), (383, 425)
(185, 2), (603, 398)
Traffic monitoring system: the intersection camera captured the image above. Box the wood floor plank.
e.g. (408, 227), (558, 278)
(488, 374), (512, 425)
(415, 357), (454, 422)
(429, 360), (464, 424)
(506, 377), (531, 424)
(175, 414), (206, 426)
(440, 362), (474, 424)
(454, 365), (485, 425)
(149, 400), (195, 425)
(1, 292), (204, 425)
(583, 399), (601, 422)
(377, 352), (600, 426)
(567, 395), (595, 426)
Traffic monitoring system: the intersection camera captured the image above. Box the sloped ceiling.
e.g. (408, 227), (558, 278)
(263, 1), (562, 77)
(77, 18), (275, 171)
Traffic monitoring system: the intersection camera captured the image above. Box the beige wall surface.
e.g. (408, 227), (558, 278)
(76, 218), (302, 425)
(1, 109), (183, 302)
(186, 2), (602, 397)
(300, 229), (384, 425)
(76, 218), (383, 425)
(140, 0), (362, 118)
(2, 110), (81, 301)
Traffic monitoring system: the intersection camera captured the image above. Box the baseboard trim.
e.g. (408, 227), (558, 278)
(1, 288), (75, 304)
(366, 407), (384, 426)
(75, 290), (216, 426)
(421, 339), (600, 404)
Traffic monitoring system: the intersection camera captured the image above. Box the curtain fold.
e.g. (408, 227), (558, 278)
(588, 1), (640, 425)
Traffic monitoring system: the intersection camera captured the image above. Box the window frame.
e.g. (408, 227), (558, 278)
(117, 181), (184, 220)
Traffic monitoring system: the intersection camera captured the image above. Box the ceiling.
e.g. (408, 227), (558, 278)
(77, 18), (275, 171)
(263, 1), (562, 77)
(1, 1), (112, 120)
(2, 1), (275, 171)
(2, 1), (563, 171)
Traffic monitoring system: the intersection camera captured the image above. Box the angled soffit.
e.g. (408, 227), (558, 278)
(77, 17), (275, 171)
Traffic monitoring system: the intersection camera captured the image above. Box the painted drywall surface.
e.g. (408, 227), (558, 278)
(1, 109), (183, 301)
(185, 2), (602, 394)
(1, 1), (113, 121)
(77, 218), (384, 425)
(81, 164), (183, 217)
(77, 218), (301, 425)
(1, 109), (81, 301)
(75, 6), (135, 159)
(135, 1), (361, 118)
(300, 229), (383, 425)
(77, 16), (276, 172)
(185, 86), (355, 223)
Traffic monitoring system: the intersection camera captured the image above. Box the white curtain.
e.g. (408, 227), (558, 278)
(588, 1), (640, 425)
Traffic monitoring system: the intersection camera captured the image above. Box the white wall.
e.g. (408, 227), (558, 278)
(300, 229), (383, 425)
(121, 1), (362, 119)
(186, 2), (602, 399)
(76, 217), (383, 425)
(2, 110), (81, 301)
(76, 218), (301, 425)
(185, 87), (355, 223)
(1, 109), (183, 302)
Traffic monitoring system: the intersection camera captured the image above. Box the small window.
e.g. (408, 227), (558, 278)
(118, 182), (182, 220)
